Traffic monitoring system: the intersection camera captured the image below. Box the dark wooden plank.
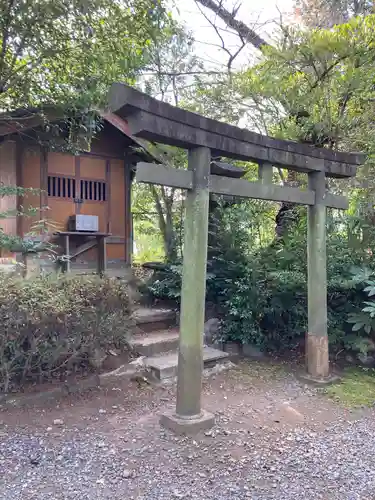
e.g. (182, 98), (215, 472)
(109, 83), (364, 168)
(127, 112), (356, 178)
(209, 176), (316, 205)
(107, 236), (125, 244)
(97, 236), (107, 275)
(136, 162), (193, 189)
(70, 239), (98, 259)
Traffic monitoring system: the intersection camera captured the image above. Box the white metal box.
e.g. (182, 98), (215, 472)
(68, 215), (99, 232)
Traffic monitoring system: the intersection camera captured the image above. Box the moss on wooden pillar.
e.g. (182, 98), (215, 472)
(175, 146), (211, 418)
(307, 170), (329, 378)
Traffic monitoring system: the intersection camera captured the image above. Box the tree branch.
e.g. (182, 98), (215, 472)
(195, 0), (270, 50)
(142, 70), (223, 76)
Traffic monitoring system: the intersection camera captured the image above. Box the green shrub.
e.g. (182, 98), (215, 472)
(147, 202), (375, 356)
(148, 263), (183, 301)
(215, 220), (373, 353)
(0, 273), (132, 392)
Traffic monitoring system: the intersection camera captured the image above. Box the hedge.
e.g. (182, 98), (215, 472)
(0, 273), (132, 392)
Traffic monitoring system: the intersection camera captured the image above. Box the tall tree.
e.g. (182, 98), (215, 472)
(294, 0), (373, 28)
(0, 0), (172, 113)
(191, 3), (375, 237)
(133, 26), (203, 262)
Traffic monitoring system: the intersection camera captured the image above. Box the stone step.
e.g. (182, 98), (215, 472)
(133, 307), (176, 333)
(131, 329), (180, 357)
(146, 346), (229, 381)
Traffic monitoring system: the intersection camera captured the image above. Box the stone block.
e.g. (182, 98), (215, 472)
(131, 329), (179, 357)
(204, 318), (220, 346)
(146, 347), (229, 381)
(223, 342), (241, 359)
(242, 343), (265, 359)
(160, 410), (215, 434)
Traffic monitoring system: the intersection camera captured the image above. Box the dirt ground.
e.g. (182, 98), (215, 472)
(0, 361), (374, 500)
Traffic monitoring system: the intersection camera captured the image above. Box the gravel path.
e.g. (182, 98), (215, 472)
(0, 362), (374, 500)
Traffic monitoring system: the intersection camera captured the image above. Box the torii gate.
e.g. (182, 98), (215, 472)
(109, 83), (364, 434)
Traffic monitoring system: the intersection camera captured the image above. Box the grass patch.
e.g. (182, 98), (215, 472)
(325, 368), (375, 408)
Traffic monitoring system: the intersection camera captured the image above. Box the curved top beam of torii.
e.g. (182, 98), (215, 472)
(108, 83), (364, 179)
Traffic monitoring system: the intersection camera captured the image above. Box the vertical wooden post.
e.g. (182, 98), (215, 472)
(16, 140), (24, 239)
(160, 146), (214, 433)
(124, 160), (133, 266)
(105, 159), (111, 234)
(97, 235), (107, 276)
(64, 234), (71, 273)
(40, 147), (48, 220)
(258, 162), (273, 184)
(306, 170), (329, 378)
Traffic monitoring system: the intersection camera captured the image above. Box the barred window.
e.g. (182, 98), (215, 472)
(80, 179), (106, 202)
(48, 176), (76, 199)
(48, 176), (106, 202)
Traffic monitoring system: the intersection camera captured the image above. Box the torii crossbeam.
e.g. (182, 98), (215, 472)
(109, 83), (364, 434)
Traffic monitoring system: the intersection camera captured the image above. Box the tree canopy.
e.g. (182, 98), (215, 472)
(0, 0), (173, 111)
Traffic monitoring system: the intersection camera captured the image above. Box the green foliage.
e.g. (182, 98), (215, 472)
(132, 231), (165, 264)
(347, 272), (375, 346)
(325, 367), (375, 408)
(142, 25), (203, 103)
(0, 273), (132, 392)
(147, 262), (182, 300)
(0, 185), (44, 253)
(147, 201), (375, 355)
(295, 0), (373, 29)
(235, 15), (375, 153)
(132, 144), (187, 262)
(0, 0), (173, 111)
(217, 212), (375, 353)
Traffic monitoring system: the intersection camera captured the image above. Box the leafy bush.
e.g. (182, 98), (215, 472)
(216, 215), (375, 353)
(148, 263), (183, 301)
(0, 273), (132, 392)
(147, 202), (375, 356)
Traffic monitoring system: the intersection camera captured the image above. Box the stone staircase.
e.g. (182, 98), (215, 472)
(131, 307), (229, 381)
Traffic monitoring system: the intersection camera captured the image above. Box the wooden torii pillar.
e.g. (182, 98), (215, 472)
(108, 84), (363, 433)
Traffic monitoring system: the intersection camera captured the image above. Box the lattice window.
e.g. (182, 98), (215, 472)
(80, 179), (106, 202)
(48, 176), (76, 199)
(48, 176), (106, 202)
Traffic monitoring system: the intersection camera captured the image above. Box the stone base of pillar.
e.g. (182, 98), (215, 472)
(160, 410), (215, 435)
(298, 333), (340, 385)
(305, 333), (330, 378)
(297, 371), (340, 386)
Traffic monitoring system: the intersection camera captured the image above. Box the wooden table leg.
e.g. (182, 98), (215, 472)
(97, 236), (107, 276)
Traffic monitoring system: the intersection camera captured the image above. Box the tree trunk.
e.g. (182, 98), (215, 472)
(164, 198), (178, 262)
(196, 0), (269, 50)
(150, 185), (178, 262)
